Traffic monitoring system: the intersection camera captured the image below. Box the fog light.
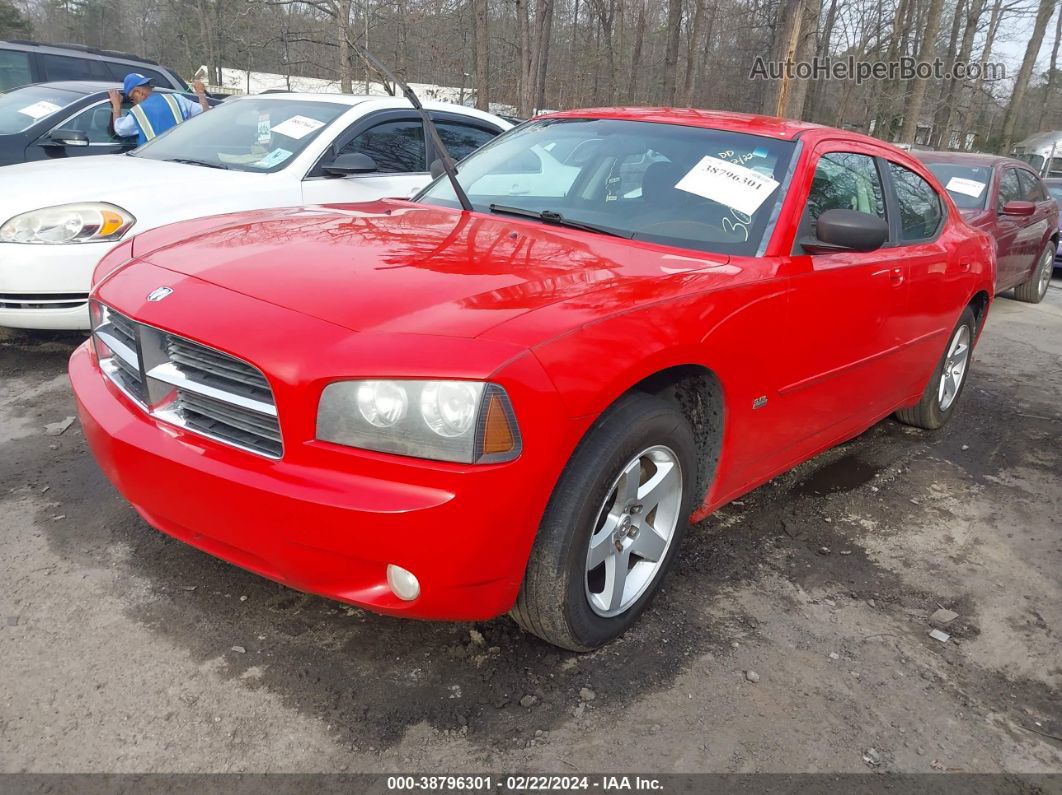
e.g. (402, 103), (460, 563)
(387, 564), (420, 601)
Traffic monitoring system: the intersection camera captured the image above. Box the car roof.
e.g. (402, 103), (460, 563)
(1, 39), (164, 67)
(223, 94), (509, 126)
(17, 80), (118, 95)
(914, 150), (1029, 170)
(536, 107), (829, 140)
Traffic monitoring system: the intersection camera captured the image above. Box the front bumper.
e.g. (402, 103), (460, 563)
(0, 241), (116, 330)
(70, 342), (552, 620)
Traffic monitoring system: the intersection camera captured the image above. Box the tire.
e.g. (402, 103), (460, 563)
(1013, 242), (1054, 304)
(895, 306), (977, 430)
(511, 392), (698, 651)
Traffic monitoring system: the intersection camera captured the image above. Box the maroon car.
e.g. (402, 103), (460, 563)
(917, 151), (1057, 303)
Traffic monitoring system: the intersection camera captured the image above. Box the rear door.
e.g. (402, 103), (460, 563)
(1015, 168), (1055, 283)
(879, 158), (955, 391)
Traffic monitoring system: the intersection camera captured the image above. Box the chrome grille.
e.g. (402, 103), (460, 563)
(0, 292), (89, 310)
(166, 336), (273, 401)
(92, 303), (282, 458)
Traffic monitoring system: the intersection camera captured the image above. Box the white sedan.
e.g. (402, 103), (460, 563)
(0, 93), (511, 330)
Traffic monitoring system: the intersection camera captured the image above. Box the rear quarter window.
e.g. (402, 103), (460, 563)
(0, 49), (33, 92)
(887, 161), (943, 242)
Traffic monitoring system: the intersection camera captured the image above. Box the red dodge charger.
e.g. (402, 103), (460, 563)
(70, 109), (996, 650)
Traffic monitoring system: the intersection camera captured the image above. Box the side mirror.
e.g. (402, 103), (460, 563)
(429, 157), (456, 180)
(46, 128), (90, 147)
(322, 152), (377, 176)
(803, 208), (889, 253)
(1001, 200), (1035, 217)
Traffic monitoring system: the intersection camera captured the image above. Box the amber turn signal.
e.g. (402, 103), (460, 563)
(482, 393), (515, 454)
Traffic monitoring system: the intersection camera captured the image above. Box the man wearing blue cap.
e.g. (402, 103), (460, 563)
(108, 73), (210, 145)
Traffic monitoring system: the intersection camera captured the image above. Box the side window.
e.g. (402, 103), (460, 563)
(886, 161), (943, 241)
(0, 50), (33, 92)
(433, 120), (498, 162)
(805, 152), (886, 225)
(1017, 170), (1048, 202)
(59, 101), (129, 144)
(339, 119), (425, 173)
(40, 54), (92, 82)
(997, 168), (1023, 212)
(104, 62), (171, 87)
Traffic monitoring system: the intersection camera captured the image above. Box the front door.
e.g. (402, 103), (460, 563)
(302, 113), (430, 205)
(30, 100), (136, 161)
(779, 148), (909, 452)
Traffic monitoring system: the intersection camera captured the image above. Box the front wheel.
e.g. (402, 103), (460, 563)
(511, 393), (698, 650)
(894, 306), (977, 430)
(1013, 242), (1054, 304)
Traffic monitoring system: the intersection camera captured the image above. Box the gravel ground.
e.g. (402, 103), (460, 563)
(1, 279), (1060, 774)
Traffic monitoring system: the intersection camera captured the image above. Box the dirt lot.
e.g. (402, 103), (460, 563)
(1, 280), (1060, 775)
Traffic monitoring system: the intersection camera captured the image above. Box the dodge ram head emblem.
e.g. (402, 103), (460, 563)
(147, 287), (173, 302)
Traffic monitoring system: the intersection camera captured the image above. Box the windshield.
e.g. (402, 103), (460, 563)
(923, 163), (992, 209)
(417, 118), (797, 257)
(132, 97), (349, 172)
(0, 85), (81, 135)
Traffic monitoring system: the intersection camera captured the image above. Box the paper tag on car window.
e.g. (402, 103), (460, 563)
(945, 176), (986, 198)
(257, 113), (272, 144)
(675, 155), (780, 216)
(18, 100), (62, 120)
(270, 115), (325, 140)
(252, 148), (293, 169)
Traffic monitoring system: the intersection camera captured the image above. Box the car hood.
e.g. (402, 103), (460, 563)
(121, 201), (728, 339)
(0, 154), (272, 223)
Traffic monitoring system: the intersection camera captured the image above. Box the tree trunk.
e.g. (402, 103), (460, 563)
(761, 0), (806, 117)
(1000, 0), (1056, 151)
(473, 0), (489, 110)
(804, 0), (838, 122)
(534, 0), (555, 109)
(628, 0), (647, 102)
(662, 0), (683, 104)
(786, 0), (820, 118)
(517, 0), (533, 116)
(336, 0), (352, 93)
(898, 0), (946, 145)
(966, 0), (1003, 147)
(681, 0), (706, 106)
(938, 0), (985, 149)
(1038, 2), (1062, 129)
(930, 0), (967, 147)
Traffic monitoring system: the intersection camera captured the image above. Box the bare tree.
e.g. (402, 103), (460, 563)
(1000, 0), (1056, 150)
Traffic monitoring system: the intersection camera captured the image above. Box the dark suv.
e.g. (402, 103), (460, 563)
(0, 40), (188, 93)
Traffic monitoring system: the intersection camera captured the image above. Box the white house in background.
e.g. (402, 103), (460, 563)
(196, 65), (520, 117)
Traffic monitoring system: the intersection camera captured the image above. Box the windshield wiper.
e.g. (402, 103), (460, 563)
(488, 204), (632, 239)
(163, 157), (230, 170)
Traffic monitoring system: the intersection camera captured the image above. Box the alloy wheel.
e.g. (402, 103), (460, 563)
(938, 324), (971, 412)
(584, 445), (683, 618)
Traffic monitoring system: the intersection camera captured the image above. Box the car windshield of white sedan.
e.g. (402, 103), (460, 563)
(0, 85), (82, 134)
(130, 97), (349, 172)
(924, 163), (992, 210)
(418, 118), (797, 256)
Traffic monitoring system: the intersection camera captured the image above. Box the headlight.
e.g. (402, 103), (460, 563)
(0, 203), (135, 244)
(317, 379), (521, 464)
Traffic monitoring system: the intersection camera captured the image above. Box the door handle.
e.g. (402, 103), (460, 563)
(958, 262), (971, 272)
(889, 267), (904, 286)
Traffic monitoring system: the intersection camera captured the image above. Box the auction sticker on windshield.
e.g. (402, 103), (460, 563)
(946, 176), (986, 198)
(18, 100), (62, 120)
(252, 148), (293, 169)
(675, 155), (780, 216)
(270, 115), (326, 140)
